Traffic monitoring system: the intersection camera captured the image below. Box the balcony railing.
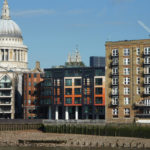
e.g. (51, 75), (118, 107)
(136, 113), (150, 118)
(109, 101), (119, 107)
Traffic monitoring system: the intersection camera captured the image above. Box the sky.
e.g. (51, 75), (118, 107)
(3, 0), (150, 69)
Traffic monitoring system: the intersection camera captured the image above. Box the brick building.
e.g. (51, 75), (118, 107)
(23, 62), (43, 119)
(106, 39), (150, 123)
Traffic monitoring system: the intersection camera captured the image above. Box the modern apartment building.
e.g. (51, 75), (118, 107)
(90, 56), (105, 67)
(40, 66), (105, 120)
(106, 39), (150, 123)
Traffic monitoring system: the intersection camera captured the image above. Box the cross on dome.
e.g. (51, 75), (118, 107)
(1, 0), (10, 20)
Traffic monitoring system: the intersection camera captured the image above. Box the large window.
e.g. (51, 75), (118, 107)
(124, 108), (130, 116)
(75, 97), (82, 104)
(112, 78), (118, 85)
(95, 88), (103, 95)
(144, 77), (150, 84)
(136, 57), (140, 64)
(144, 47), (150, 55)
(95, 78), (103, 85)
(124, 68), (130, 75)
(84, 88), (90, 95)
(112, 97), (118, 105)
(112, 58), (118, 65)
(123, 77), (130, 85)
(123, 58), (130, 65)
(65, 88), (72, 95)
(124, 48), (130, 56)
(65, 79), (72, 86)
(65, 97), (72, 104)
(136, 48), (140, 55)
(112, 68), (118, 75)
(95, 97), (103, 104)
(112, 108), (118, 116)
(74, 79), (82, 86)
(124, 87), (130, 95)
(112, 49), (118, 56)
(112, 87), (118, 95)
(75, 88), (81, 95)
(144, 87), (150, 95)
(124, 97), (130, 105)
(144, 57), (150, 64)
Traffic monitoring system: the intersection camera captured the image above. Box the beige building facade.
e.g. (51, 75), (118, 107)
(106, 39), (150, 123)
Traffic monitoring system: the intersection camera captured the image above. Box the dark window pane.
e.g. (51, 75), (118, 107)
(74, 79), (82, 86)
(95, 78), (103, 85)
(95, 88), (103, 94)
(95, 97), (103, 104)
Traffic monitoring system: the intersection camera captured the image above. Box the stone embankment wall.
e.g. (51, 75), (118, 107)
(0, 131), (150, 149)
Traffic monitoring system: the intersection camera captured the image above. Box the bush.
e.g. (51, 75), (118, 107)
(42, 124), (150, 139)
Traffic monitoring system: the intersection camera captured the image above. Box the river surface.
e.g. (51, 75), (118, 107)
(0, 147), (149, 150)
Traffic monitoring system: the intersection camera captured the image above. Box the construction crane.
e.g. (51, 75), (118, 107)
(138, 20), (150, 38)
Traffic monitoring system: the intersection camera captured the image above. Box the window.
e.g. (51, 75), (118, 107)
(28, 100), (31, 105)
(112, 108), (118, 116)
(95, 88), (103, 95)
(84, 98), (88, 104)
(136, 57), (140, 64)
(34, 74), (37, 78)
(74, 79), (82, 86)
(29, 74), (31, 78)
(29, 90), (31, 95)
(112, 49), (118, 56)
(144, 47), (150, 55)
(123, 77), (130, 85)
(112, 78), (118, 85)
(75, 88), (81, 95)
(144, 77), (150, 84)
(34, 82), (36, 86)
(124, 68), (130, 75)
(144, 57), (150, 64)
(112, 58), (118, 65)
(75, 97), (81, 104)
(65, 88), (72, 95)
(112, 97), (118, 105)
(124, 87), (130, 95)
(124, 48), (130, 56)
(123, 58), (130, 65)
(144, 87), (150, 94)
(137, 87), (140, 95)
(84, 88), (90, 95)
(65, 97), (72, 104)
(95, 78), (102, 85)
(124, 108), (130, 116)
(112, 87), (118, 95)
(65, 79), (72, 86)
(124, 97), (130, 105)
(137, 77), (140, 84)
(112, 68), (118, 75)
(136, 67), (140, 74)
(136, 48), (140, 55)
(144, 67), (150, 74)
(95, 97), (103, 104)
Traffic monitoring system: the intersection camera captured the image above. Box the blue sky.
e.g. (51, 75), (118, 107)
(4, 0), (150, 68)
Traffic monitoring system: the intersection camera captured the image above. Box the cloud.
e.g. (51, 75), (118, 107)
(65, 9), (90, 15)
(12, 9), (56, 17)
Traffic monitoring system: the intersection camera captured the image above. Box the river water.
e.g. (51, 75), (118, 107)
(0, 147), (149, 150)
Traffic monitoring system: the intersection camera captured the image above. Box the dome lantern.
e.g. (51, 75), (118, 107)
(1, 0), (10, 20)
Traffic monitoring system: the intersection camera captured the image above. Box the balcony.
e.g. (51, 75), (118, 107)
(136, 113), (150, 118)
(109, 101), (118, 107)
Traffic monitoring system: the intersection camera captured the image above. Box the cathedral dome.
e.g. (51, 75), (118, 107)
(0, 0), (22, 39)
(0, 19), (22, 38)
